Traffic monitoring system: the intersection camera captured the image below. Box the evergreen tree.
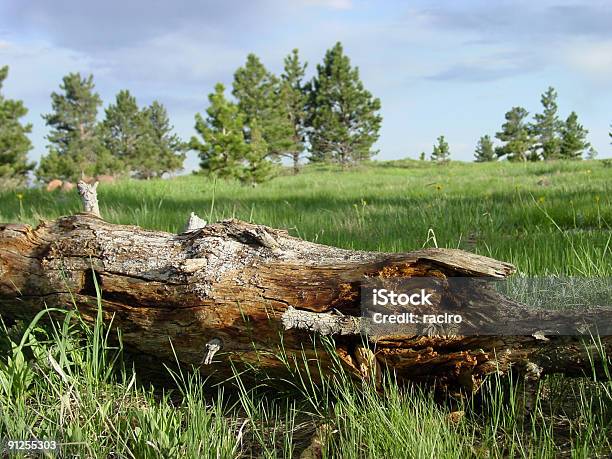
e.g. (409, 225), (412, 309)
(531, 87), (562, 160)
(280, 49), (308, 174)
(419, 152), (426, 161)
(474, 135), (496, 162)
(191, 84), (247, 179)
(495, 107), (534, 161)
(306, 42), (382, 165)
(559, 111), (589, 159)
(191, 84), (274, 184)
(232, 54), (293, 158)
(241, 122), (274, 185)
(101, 93), (185, 179)
(0, 65), (34, 185)
(37, 73), (118, 181)
(431, 135), (450, 163)
(232, 54), (275, 124)
(140, 101), (186, 178)
(100, 89), (141, 172)
(586, 146), (598, 160)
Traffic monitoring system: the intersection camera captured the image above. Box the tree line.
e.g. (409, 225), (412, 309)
(190, 43), (382, 184)
(0, 42), (382, 186)
(0, 66), (187, 185)
(473, 87), (596, 162)
(426, 87), (599, 164)
(1, 55), (610, 187)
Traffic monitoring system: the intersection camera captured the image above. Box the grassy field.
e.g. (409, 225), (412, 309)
(2, 159), (610, 275)
(0, 159), (611, 458)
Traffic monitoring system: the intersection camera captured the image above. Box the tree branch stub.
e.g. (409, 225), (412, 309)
(77, 180), (100, 217)
(183, 212), (207, 232)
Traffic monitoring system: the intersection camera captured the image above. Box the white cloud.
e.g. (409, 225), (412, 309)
(0, 40), (99, 98)
(302, 0), (352, 10)
(98, 29), (246, 87)
(564, 40), (612, 82)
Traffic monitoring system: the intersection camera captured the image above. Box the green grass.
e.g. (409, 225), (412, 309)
(1, 159), (611, 457)
(2, 159), (610, 275)
(1, 300), (610, 458)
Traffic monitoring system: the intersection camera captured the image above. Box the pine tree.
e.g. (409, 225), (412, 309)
(306, 42), (382, 165)
(531, 87), (562, 160)
(0, 65), (35, 185)
(140, 101), (186, 178)
(419, 152), (426, 161)
(191, 84), (274, 184)
(37, 73), (118, 181)
(101, 93), (185, 179)
(191, 83), (251, 180)
(280, 49), (308, 174)
(241, 122), (274, 185)
(232, 54), (293, 158)
(232, 54), (275, 124)
(559, 111), (589, 159)
(431, 135), (450, 163)
(474, 135), (496, 162)
(586, 146), (598, 160)
(495, 107), (534, 161)
(100, 89), (142, 172)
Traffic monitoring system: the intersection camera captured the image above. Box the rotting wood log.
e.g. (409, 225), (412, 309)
(0, 194), (610, 393)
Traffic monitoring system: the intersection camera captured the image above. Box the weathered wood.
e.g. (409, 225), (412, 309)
(183, 212), (207, 233)
(77, 180), (100, 217)
(0, 214), (609, 392)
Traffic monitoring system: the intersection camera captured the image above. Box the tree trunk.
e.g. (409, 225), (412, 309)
(0, 206), (609, 391)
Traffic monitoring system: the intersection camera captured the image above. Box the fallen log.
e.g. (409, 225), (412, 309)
(0, 183), (609, 392)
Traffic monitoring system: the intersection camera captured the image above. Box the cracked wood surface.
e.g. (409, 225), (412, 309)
(0, 214), (609, 391)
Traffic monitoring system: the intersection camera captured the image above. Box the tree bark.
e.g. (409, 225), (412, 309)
(0, 212), (609, 392)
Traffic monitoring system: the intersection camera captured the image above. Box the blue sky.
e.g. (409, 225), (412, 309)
(1, 0), (611, 171)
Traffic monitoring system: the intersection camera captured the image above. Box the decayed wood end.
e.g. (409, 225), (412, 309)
(0, 214), (609, 392)
(77, 180), (100, 217)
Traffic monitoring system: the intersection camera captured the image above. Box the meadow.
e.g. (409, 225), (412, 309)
(0, 159), (611, 458)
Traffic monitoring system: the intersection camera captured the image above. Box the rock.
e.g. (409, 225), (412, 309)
(46, 179), (63, 192)
(80, 175), (96, 184)
(61, 181), (75, 192)
(536, 177), (550, 187)
(96, 175), (115, 184)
